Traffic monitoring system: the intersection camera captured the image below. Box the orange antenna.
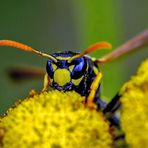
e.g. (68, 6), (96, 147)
(68, 42), (112, 63)
(0, 40), (57, 63)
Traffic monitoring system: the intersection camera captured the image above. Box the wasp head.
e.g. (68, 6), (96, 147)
(46, 52), (87, 91)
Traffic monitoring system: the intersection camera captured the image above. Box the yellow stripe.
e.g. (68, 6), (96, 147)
(72, 76), (83, 86)
(69, 65), (75, 72)
(56, 56), (71, 60)
(51, 63), (57, 71)
(93, 66), (99, 74)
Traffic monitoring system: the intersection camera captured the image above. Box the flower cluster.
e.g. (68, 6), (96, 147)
(120, 59), (148, 147)
(0, 91), (112, 148)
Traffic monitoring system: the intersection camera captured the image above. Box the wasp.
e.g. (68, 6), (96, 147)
(0, 30), (148, 116)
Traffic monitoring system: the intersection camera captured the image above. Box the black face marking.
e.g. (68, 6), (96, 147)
(46, 59), (54, 78)
(52, 51), (77, 58)
(53, 81), (73, 91)
(56, 60), (69, 69)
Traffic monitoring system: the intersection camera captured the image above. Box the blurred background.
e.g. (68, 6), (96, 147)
(0, 0), (147, 114)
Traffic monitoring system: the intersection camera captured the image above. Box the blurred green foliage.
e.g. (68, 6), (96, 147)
(0, 0), (148, 114)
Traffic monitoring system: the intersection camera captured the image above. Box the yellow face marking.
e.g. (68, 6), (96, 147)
(72, 76), (83, 86)
(56, 56), (71, 60)
(54, 69), (71, 86)
(69, 65), (75, 72)
(51, 63), (57, 71)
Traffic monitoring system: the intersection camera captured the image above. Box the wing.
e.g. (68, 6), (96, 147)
(96, 30), (148, 63)
(7, 66), (45, 82)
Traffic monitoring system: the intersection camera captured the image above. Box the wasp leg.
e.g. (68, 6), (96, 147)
(103, 93), (121, 114)
(42, 73), (51, 92)
(108, 115), (120, 127)
(95, 98), (107, 109)
(86, 72), (102, 109)
(103, 93), (121, 127)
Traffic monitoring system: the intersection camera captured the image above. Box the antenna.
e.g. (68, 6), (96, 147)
(68, 42), (112, 63)
(0, 40), (57, 63)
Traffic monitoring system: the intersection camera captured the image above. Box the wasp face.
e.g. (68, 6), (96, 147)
(46, 52), (87, 91)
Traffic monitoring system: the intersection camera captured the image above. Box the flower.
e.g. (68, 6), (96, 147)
(120, 59), (148, 147)
(0, 90), (112, 148)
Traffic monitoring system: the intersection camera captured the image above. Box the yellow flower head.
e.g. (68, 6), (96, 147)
(120, 59), (148, 147)
(0, 90), (112, 148)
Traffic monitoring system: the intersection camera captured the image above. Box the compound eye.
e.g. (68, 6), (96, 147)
(71, 58), (86, 79)
(46, 60), (54, 78)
